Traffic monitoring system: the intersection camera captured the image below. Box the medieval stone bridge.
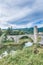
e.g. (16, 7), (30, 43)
(7, 34), (34, 43)
(7, 33), (43, 43)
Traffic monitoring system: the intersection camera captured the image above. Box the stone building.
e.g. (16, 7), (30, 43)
(34, 26), (38, 43)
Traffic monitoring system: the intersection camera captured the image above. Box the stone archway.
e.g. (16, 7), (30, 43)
(19, 36), (33, 43)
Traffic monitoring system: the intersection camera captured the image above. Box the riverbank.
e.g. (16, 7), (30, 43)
(0, 45), (43, 65)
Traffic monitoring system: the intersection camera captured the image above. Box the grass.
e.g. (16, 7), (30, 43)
(0, 45), (43, 65)
(0, 38), (32, 54)
(0, 38), (33, 50)
(0, 35), (43, 65)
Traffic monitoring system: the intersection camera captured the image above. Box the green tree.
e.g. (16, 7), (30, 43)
(0, 28), (2, 36)
(19, 31), (25, 35)
(6, 26), (13, 35)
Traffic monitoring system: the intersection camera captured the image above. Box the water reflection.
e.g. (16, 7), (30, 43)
(24, 42), (33, 47)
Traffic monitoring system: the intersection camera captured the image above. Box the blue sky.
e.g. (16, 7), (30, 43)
(0, 0), (43, 29)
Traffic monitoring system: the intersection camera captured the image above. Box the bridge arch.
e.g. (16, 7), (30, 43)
(19, 35), (33, 42)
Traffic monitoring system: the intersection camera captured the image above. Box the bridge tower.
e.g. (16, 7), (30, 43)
(34, 26), (38, 43)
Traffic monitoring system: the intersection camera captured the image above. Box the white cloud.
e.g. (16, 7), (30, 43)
(0, 0), (43, 29)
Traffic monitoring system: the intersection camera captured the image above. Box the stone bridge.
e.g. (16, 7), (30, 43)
(7, 34), (34, 43)
(7, 33), (43, 43)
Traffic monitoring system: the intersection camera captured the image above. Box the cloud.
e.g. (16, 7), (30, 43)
(0, 0), (43, 29)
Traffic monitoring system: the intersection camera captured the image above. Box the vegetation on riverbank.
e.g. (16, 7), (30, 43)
(0, 45), (43, 65)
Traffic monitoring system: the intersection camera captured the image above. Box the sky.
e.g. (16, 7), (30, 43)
(0, 0), (43, 29)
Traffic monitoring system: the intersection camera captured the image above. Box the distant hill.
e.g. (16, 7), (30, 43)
(38, 27), (43, 32)
(15, 27), (43, 34)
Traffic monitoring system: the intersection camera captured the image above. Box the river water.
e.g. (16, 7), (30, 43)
(24, 42), (33, 47)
